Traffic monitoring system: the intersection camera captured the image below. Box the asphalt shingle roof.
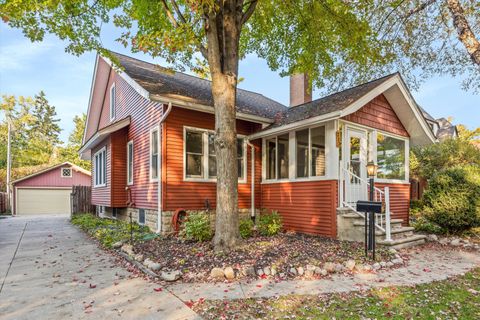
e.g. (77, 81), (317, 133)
(110, 51), (287, 120)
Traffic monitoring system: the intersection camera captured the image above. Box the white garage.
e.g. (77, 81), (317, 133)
(12, 162), (91, 216)
(16, 188), (72, 215)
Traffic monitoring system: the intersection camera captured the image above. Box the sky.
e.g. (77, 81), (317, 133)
(1, 23), (479, 144)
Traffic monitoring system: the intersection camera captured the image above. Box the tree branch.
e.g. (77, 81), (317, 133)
(171, 0), (187, 24)
(404, 0), (437, 18)
(241, 0), (257, 25)
(160, 0), (179, 28)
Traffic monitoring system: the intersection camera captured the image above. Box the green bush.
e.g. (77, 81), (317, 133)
(257, 210), (283, 236)
(71, 213), (151, 248)
(239, 218), (254, 238)
(422, 165), (480, 232)
(412, 216), (445, 234)
(180, 212), (212, 242)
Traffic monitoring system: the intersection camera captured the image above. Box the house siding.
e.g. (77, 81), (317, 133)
(343, 94), (409, 137)
(110, 128), (128, 207)
(163, 107), (262, 211)
(91, 138), (111, 206)
(261, 180), (338, 237)
(375, 182), (410, 225)
(15, 166), (91, 187)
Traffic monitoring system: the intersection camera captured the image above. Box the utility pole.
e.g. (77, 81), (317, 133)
(6, 118), (12, 214)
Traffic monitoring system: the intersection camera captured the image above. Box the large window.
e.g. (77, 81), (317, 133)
(296, 126), (326, 178)
(109, 83), (116, 121)
(377, 133), (406, 180)
(150, 127), (159, 181)
(266, 134), (289, 180)
(127, 140), (133, 185)
(185, 127), (246, 181)
(93, 147), (106, 187)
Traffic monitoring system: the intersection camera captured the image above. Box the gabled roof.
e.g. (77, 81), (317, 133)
(436, 117), (458, 140)
(109, 51), (287, 120)
(12, 162), (91, 185)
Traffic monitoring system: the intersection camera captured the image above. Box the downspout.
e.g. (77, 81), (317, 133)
(246, 139), (256, 222)
(157, 102), (173, 234)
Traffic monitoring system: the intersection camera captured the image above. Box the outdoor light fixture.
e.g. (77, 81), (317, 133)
(366, 161), (378, 178)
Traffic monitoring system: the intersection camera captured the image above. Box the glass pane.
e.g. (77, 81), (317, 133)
(377, 134), (406, 180)
(151, 130), (158, 154)
(186, 154), (203, 177)
(277, 134), (289, 179)
(266, 139), (276, 180)
(296, 129), (309, 178)
(139, 209), (145, 224)
(237, 158), (244, 178)
(237, 138), (244, 157)
(350, 137), (361, 183)
(311, 126), (325, 176)
(208, 133), (216, 155)
(186, 131), (203, 154)
(208, 155), (217, 178)
(151, 154), (158, 178)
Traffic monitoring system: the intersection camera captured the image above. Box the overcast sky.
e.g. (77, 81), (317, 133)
(1, 23), (478, 144)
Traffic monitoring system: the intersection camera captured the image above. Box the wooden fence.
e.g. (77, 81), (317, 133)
(71, 186), (94, 215)
(0, 192), (7, 214)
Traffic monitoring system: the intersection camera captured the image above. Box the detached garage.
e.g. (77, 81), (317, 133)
(12, 162), (91, 216)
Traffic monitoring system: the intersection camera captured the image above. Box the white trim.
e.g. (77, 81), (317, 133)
(375, 130), (409, 183)
(93, 147), (107, 188)
(109, 83), (116, 122)
(60, 167), (72, 178)
(183, 126), (247, 183)
(340, 119), (408, 141)
(261, 176), (335, 184)
(82, 54), (100, 146)
(127, 140), (134, 185)
(15, 186), (73, 190)
(149, 126), (160, 182)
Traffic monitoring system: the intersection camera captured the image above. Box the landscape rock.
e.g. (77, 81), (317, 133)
(364, 265), (372, 271)
(289, 267), (297, 275)
(450, 239), (461, 246)
(306, 265), (316, 272)
(149, 262), (161, 271)
(392, 258), (403, 265)
(257, 268), (265, 276)
(380, 261), (387, 268)
(279, 272), (286, 278)
(373, 263), (381, 270)
(244, 266), (256, 277)
(386, 262), (394, 268)
(134, 254), (144, 262)
(297, 267), (304, 276)
(335, 263), (344, 273)
(210, 267), (225, 279)
(224, 267), (235, 280)
(324, 262), (335, 273)
(315, 267), (327, 276)
(355, 264), (364, 271)
(121, 244), (134, 256)
(112, 241), (123, 249)
(439, 238), (449, 245)
(427, 234), (438, 242)
(305, 269), (314, 277)
(161, 270), (182, 282)
(388, 248), (397, 254)
(263, 267), (271, 276)
(270, 267), (277, 276)
(345, 260), (356, 271)
(143, 258), (153, 267)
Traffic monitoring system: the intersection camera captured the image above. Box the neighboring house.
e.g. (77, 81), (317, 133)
(80, 52), (437, 247)
(12, 162), (91, 216)
(421, 108), (458, 141)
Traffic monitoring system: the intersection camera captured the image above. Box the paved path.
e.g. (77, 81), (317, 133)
(0, 215), (199, 320)
(168, 248), (480, 301)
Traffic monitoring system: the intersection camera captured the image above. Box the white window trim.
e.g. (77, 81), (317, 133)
(138, 209), (146, 225)
(263, 124), (328, 183)
(109, 83), (116, 121)
(183, 126), (247, 183)
(127, 140), (134, 185)
(93, 146), (107, 188)
(149, 126), (160, 182)
(61, 167), (72, 178)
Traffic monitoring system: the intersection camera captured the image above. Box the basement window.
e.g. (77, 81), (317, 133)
(138, 209), (146, 225)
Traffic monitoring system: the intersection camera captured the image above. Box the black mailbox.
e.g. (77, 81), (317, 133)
(356, 201), (382, 213)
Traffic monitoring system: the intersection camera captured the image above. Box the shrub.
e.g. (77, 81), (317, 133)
(422, 165), (480, 233)
(239, 218), (254, 238)
(71, 213), (151, 248)
(257, 210), (283, 236)
(180, 212), (212, 242)
(412, 216), (445, 234)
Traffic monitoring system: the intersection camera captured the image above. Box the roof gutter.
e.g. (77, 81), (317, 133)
(157, 102), (173, 234)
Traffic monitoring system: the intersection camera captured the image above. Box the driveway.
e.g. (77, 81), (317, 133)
(0, 215), (199, 320)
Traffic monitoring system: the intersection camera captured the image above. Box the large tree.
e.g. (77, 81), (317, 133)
(1, 0), (393, 251)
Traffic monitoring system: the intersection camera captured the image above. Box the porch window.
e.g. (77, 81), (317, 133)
(150, 127), (159, 181)
(266, 138), (276, 180)
(376, 133), (406, 180)
(266, 134), (288, 180)
(93, 147), (106, 187)
(296, 126), (326, 178)
(127, 140), (133, 185)
(184, 127), (246, 181)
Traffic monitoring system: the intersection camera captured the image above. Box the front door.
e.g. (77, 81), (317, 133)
(344, 127), (368, 205)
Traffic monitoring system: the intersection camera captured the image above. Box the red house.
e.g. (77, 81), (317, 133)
(12, 162), (91, 216)
(79, 52), (436, 248)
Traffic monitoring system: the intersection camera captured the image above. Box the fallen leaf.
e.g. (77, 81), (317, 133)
(154, 287), (163, 292)
(89, 284), (97, 289)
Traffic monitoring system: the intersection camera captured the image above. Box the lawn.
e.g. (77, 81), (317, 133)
(193, 268), (480, 319)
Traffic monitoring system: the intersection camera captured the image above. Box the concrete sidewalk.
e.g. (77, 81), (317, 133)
(167, 248), (480, 301)
(0, 215), (199, 320)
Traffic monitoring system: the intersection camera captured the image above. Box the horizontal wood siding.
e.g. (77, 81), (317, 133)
(15, 166), (91, 187)
(261, 180), (338, 237)
(375, 182), (410, 225)
(343, 94), (409, 137)
(110, 128), (128, 207)
(164, 107), (261, 211)
(91, 137), (111, 206)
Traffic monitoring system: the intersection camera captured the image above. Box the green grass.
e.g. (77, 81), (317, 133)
(195, 268), (480, 319)
(71, 213), (153, 248)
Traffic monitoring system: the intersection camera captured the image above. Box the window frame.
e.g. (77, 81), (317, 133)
(127, 140), (134, 185)
(374, 131), (409, 183)
(149, 126), (160, 182)
(183, 126), (247, 183)
(93, 147), (107, 188)
(61, 167), (72, 178)
(109, 83), (116, 121)
(138, 209), (146, 225)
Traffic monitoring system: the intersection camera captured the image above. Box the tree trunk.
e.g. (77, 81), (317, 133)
(204, 1), (243, 252)
(446, 0), (480, 66)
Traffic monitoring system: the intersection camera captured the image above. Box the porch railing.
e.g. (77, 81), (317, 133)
(340, 167), (392, 242)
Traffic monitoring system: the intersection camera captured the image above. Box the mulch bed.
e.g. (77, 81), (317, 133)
(133, 232), (395, 283)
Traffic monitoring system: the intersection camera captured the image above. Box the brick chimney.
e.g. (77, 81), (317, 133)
(290, 73), (312, 107)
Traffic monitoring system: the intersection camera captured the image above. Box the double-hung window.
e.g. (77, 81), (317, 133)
(93, 147), (106, 187)
(296, 126), (326, 178)
(109, 83), (116, 121)
(127, 140), (134, 185)
(185, 127), (246, 181)
(150, 127), (159, 181)
(376, 133), (406, 180)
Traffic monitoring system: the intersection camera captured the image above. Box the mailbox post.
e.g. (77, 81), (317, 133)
(356, 200), (381, 259)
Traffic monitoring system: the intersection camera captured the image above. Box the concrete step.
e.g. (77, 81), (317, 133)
(376, 227), (415, 240)
(353, 219), (404, 229)
(377, 234), (427, 250)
